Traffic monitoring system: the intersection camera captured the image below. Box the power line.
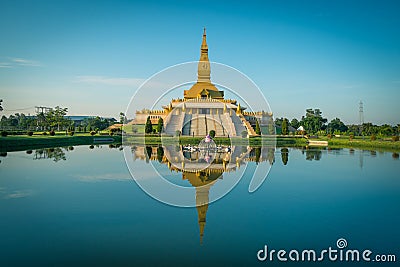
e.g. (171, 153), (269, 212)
(359, 101), (364, 137)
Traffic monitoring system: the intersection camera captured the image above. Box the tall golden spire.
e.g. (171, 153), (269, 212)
(184, 28), (224, 99)
(198, 27), (211, 83)
(201, 27), (208, 53)
(196, 185), (211, 244)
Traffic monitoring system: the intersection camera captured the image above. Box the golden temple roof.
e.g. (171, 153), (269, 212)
(184, 28), (224, 100)
(184, 82), (223, 99)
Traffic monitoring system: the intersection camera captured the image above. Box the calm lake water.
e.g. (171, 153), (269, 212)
(0, 145), (399, 266)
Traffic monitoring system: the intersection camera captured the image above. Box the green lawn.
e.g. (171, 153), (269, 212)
(0, 134), (121, 152)
(326, 137), (400, 151)
(2, 132), (398, 152)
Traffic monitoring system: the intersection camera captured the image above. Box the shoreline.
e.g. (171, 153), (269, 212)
(1, 135), (399, 152)
(0, 135), (122, 152)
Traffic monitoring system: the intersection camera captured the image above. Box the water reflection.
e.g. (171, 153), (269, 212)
(280, 148), (289, 165)
(0, 151), (7, 164)
(1, 144), (399, 265)
(14, 144), (124, 162)
(1, 144), (398, 246)
(130, 144), (275, 242)
(34, 147), (67, 162)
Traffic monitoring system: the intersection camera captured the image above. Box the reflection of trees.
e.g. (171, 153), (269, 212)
(34, 147), (66, 162)
(304, 149), (322, 161)
(0, 151), (7, 163)
(254, 147), (261, 164)
(393, 153), (399, 159)
(249, 147), (274, 164)
(281, 148), (289, 165)
(108, 143), (122, 150)
(145, 146), (152, 163)
(268, 147), (275, 165)
(157, 146), (164, 162)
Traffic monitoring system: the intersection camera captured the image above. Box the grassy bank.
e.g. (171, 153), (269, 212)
(0, 135), (122, 152)
(326, 137), (400, 152)
(2, 134), (398, 152)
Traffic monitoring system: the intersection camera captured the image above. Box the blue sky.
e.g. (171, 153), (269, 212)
(0, 0), (399, 125)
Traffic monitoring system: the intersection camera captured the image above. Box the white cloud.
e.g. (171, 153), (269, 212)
(0, 62), (12, 68)
(11, 57), (41, 66)
(74, 75), (146, 87)
(2, 189), (35, 199)
(0, 57), (41, 68)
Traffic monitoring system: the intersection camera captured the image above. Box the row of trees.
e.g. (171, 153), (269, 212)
(145, 117), (164, 134)
(0, 107), (115, 132)
(80, 116), (115, 132)
(275, 108), (399, 136)
(0, 106), (71, 131)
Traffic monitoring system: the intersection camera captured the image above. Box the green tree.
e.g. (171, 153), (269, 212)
(290, 118), (300, 130)
(209, 130), (216, 138)
(300, 108), (327, 134)
(82, 116), (113, 131)
(274, 117), (283, 128)
(347, 125), (360, 136)
(36, 112), (47, 130)
(255, 119), (261, 135)
(145, 116), (153, 134)
(361, 122), (378, 136)
(46, 106), (69, 131)
(157, 117), (164, 133)
(379, 124), (394, 136)
(119, 112), (127, 124)
(327, 118), (348, 134)
(281, 118), (289, 135)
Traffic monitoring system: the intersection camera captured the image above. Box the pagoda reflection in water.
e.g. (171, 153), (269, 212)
(130, 144), (275, 243)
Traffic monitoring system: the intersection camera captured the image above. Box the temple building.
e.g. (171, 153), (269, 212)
(131, 28), (273, 137)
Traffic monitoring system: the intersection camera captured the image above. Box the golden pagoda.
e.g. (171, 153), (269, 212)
(131, 28), (273, 137)
(183, 28), (224, 100)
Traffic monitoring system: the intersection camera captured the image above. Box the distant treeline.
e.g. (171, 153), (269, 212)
(0, 106), (115, 132)
(275, 108), (399, 137)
